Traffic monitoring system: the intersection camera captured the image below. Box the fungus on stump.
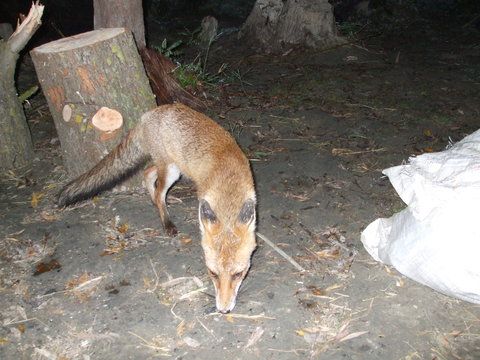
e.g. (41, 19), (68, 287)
(31, 28), (156, 184)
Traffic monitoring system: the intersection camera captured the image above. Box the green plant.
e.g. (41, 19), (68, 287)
(152, 38), (183, 59)
(174, 56), (220, 89)
(179, 27), (201, 46)
(157, 31), (251, 92)
(337, 21), (364, 37)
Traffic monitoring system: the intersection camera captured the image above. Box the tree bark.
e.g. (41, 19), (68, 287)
(0, 23), (13, 40)
(239, 0), (342, 53)
(93, 0), (146, 48)
(140, 47), (205, 110)
(92, 0), (204, 110)
(0, 2), (43, 170)
(30, 28), (156, 180)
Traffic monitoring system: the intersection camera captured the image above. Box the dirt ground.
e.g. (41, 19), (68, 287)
(1, 20), (480, 359)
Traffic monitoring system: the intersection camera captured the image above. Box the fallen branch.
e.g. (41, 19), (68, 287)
(345, 103), (397, 111)
(8, 1), (44, 53)
(128, 331), (170, 355)
(257, 232), (306, 272)
(208, 312), (276, 320)
(3, 317), (47, 327)
(179, 286), (208, 300)
(332, 147), (386, 156)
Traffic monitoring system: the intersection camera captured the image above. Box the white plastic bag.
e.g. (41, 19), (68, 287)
(361, 129), (480, 304)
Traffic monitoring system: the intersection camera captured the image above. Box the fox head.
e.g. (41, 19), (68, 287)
(199, 198), (256, 313)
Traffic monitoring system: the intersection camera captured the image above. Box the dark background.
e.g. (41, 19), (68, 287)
(1, 0), (479, 46)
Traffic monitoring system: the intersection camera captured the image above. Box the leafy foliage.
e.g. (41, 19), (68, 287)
(152, 38), (183, 59)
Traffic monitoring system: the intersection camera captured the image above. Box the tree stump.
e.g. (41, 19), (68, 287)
(31, 28), (156, 182)
(239, 0), (342, 53)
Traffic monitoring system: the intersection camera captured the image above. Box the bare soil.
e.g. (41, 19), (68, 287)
(1, 23), (480, 359)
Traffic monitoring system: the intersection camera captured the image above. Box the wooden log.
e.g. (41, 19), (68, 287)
(30, 28), (156, 183)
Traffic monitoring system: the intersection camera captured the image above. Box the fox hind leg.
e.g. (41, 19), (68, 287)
(143, 163), (181, 236)
(144, 166), (157, 203)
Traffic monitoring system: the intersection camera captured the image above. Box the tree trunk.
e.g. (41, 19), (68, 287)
(93, 0), (204, 110)
(30, 28), (156, 181)
(0, 23), (13, 40)
(239, 0), (342, 53)
(0, 2), (43, 170)
(0, 42), (34, 170)
(93, 0), (146, 48)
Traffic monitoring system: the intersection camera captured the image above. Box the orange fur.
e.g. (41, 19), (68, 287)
(58, 104), (256, 313)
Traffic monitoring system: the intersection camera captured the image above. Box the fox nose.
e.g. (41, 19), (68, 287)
(216, 298), (235, 314)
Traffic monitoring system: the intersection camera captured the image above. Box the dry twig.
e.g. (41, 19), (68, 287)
(257, 232), (305, 272)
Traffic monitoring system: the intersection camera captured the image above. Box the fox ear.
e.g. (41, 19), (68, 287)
(238, 199), (256, 227)
(199, 199), (217, 233)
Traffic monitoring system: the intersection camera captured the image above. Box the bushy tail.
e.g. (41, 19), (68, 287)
(57, 128), (150, 207)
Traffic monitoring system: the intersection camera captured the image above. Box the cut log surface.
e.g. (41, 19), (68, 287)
(31, 28), (156, 181)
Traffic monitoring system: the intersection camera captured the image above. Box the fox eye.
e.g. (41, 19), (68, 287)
(208, 269), (219, 279)
(232, 271), (243, 280)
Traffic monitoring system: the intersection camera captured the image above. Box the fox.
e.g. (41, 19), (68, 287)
(57, 103), (257, 313)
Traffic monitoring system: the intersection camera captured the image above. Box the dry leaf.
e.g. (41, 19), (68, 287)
(176, 320), (186, 337)
(31, 192), (44, 208)
(143, 277), (152, 289)
(117, 223), (129, 234)
(180, 237), (192, 245)
(65, 273), (102, 302)
(225, 314), (234, 323)
(395, 277), (405, 287)
(315, 247), (340, 260)
(34, 259), (61, 276)
(423, 129), (434, 138)
(295, 329), (305, 337)
(183, 336), (200, 348)
(307, 285), (326, 296)
(100, 244), (126, 256)
(325, 283), (342, 292)
(66, 272), (91, 289)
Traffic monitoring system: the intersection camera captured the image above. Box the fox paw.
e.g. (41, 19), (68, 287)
(164, 222), (178, 237)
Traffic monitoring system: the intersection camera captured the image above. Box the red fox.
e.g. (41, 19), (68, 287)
(58, 104), (256, 313)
